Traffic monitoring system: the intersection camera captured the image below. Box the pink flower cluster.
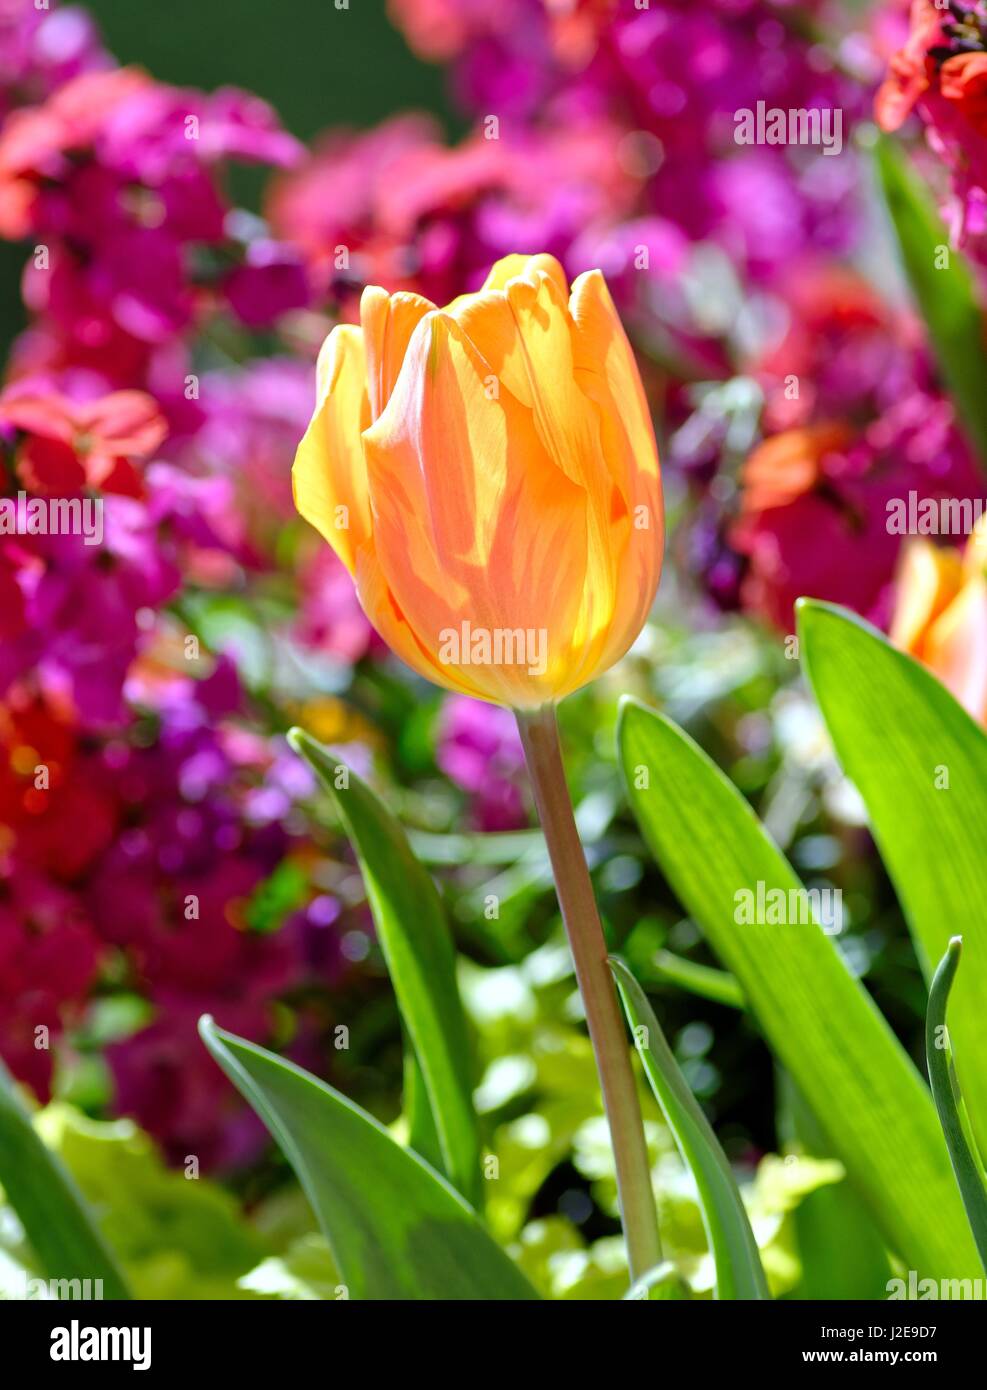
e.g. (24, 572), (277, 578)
(0, 0), (534, 1160)
(386, 0), (868, 284)
(0, 2), (365, 1163)
(0, 668), (346, 1167)
(0, 64), (305, 385)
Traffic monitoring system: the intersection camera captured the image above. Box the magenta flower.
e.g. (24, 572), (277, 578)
(437, 695), (527, 831)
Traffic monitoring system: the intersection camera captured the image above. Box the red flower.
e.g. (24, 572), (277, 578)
(0, 386), (167, 495)
(875, 0), (943, 131)
(940, 51), (987, 129)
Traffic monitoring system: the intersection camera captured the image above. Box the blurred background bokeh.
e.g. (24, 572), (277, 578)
(1, 0), (985, 1298)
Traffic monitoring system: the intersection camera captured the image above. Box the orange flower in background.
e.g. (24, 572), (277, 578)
(0, 387), (167, 496)
(890, 519), (987, 724)
(292, 253), (663, 708)
(737, 422), (853, 515)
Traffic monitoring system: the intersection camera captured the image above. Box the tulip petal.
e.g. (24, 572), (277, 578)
(450, 264), (599, 486)
(568, 269), (664, 678)
(360, 286), (436, 421)
(292, 324), (373, 575)
(362, 310), (590, 706)
(924, 576), (987, 724)
(354, 548), (493, 702)
(478, 253), (569, 299)
(889, 539), (964, 657)
(450, 264), (624, 686)
(568, 269), (661, 506)
(963, 512), (987, 580)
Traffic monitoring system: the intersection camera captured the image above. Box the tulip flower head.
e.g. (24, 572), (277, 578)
(293, 254), (663, 708)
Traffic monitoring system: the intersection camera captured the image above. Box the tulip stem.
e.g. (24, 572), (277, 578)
(516, 704), (662, 1283)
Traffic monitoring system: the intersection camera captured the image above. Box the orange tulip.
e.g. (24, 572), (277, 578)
(293, 253), (663, 708)
(890, 520), (987, 725)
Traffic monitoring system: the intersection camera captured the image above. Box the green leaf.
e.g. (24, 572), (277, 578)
(610, 958), (768, 1300)
(777, 1076), (894, 1301)
(35, 1103), (266, 1300)
(199, 1017), (538, 1301)
(289, 727), (481, 1207)
(799, 599), (987, 1158)
(875, 133), (987, 467)
(648, 949), (745, 1011)
(403, 1048), (444, 1174)
(926, 938), (987, 1270)
(618, 697), (980, 1279)
(0, 1062), (130, 1299)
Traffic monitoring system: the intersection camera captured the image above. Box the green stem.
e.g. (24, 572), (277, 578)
(516, 704), (662, 1282)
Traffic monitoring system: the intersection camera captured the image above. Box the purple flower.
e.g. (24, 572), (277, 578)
(223, 240), (310, 328)
(437, 695), (527, 831)
(0, 0), (108, 116)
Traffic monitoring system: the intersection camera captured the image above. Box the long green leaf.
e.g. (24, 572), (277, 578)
(926, 938), (987, 1270)
(799, 599), (987, 1158)
(403, 1048), (443, 1173)
(289, 728), (481, 1207)
(875, 133), (987, 467)
(648, 950), (745, 1010)
(778, 1074), (894, 1301)
(610, 958), (768, 1299)
(199, 1018), (537, 1300)
(618, 697), (979, 1278)
(0, 1059), (130, 1299)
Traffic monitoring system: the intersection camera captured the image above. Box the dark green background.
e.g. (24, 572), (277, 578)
(87, 0), (456, 139)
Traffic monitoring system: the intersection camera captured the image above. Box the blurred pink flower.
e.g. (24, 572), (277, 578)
(437, 696), (527, 831)
(267, 111), (642, 310)
(0, 62), (304, 384)
(295, 547), (383, 665)
(0, 0), (108, 117)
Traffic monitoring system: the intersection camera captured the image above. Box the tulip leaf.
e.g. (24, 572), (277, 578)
(618, 696), (980, 1278)
(610, 958), (768, 1300)
(199, 1018), (538, 1300)
(403, 1048), (444, 1174)
(648, 950), (745, 1011)
(288, 728), (481, 1208)
(926, 938), (987, 1270)
(799, 599), (987, 1159)
(778, 1074), (894, 1300)
(875, 133), (987, 468)
(0, 1058), (131, 1299)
